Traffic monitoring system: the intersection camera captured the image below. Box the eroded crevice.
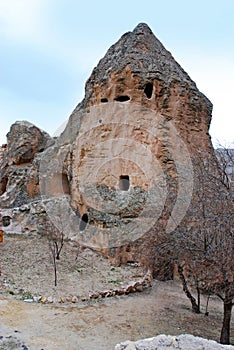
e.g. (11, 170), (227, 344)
(62, 173), (70, 195)
(0, 176), (8, 196)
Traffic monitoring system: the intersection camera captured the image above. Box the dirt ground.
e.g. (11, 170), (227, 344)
(0, 234), (233, 350)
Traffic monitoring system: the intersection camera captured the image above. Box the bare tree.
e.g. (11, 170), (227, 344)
(215, 144), (234, 189)
(39, 199), (68, 287)
(154, 147), (234, 344)
(46, 219), (64, 287)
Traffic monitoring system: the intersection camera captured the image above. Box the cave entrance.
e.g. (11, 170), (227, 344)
(144, 82), (153, 99)
(79, 213), (88, 231)
(119, 175), (130, 191)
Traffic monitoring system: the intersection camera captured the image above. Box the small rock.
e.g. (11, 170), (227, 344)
(89, 291), (99, 299)
(135, 285), (143, 292)
(40, 297), (47, 303)
(72, 296), (78, 303)
(33, 296), (42, 302)
(23, 299), (34, 303)
(47, 296), (53, 303)
(22, 345), (29, 350)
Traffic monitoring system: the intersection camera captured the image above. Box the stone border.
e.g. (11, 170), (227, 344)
(23, 270), (153, 304)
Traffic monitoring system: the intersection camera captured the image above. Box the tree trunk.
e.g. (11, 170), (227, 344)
(53, 253), (57, 287)
(196, 278), (201, 312)
(220, 300), (233, 344)
(178, 265), (200, 314)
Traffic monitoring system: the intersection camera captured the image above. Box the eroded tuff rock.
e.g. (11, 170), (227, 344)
(114, 334), (234, 350)
(6, 121), (50, 165)
(0, 121), (51, 205)
(0, 122), (52, 233)
(44, 23), (220, 266)
(0, 23), (224, 271)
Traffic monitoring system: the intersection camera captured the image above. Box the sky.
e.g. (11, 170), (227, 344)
(0, 0), (233, 147)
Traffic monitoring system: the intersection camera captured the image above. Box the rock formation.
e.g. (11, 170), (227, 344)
(114, 334), (234, 350)
(0, 121), (52, 233)
(0, 23), (223, 271)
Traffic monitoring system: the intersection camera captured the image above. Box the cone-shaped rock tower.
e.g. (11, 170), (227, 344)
(0, 24), (222, 273)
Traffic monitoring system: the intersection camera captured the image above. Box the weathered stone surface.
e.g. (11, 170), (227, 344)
(0, 122), (51, 209)
(0, 24), (225, 274)
(115, 334), (234, 350)
(42, 22), (220, 267)
(0, 144), (7, 166)
(0, 122), (52, 233)
(7, 121), (50, 165)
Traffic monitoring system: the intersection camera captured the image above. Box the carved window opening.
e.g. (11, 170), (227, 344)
(80, 214), (88, 231)
(119, 175), (130, 191)
(144, 82), (153, 99)
(114, 96), (130, 102)
(101, 98), (108, 103)
(2, 216), (11, 227)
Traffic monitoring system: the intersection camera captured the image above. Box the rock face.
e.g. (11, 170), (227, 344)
(0, 23), (222, 270)
(0, 121), (51, 205)
(7, 121), (50, 166)
(0, 121), (51, 233)
(114, 334), (234, 350)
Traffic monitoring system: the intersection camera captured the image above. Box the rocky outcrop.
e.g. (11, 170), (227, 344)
(0, 121), (51, 207)
(0, 24), (224, 273)
(115, 334), (234, 350)
(39, 22), (220, 267)
(6, 121), (50, 166)
(0, 122), (52, 233)
(0, 144), (7, 166)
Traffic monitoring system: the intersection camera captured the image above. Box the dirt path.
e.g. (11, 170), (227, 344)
(0, 235), (233, 349)
(1, 281), (233, 350)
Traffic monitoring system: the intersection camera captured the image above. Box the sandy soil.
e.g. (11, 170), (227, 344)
(0, 234), (233, 350)
(0, 234), (145, 301)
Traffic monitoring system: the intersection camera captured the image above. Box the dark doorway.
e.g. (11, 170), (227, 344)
(144, 82), (153, 99)
(119, 175), (130, 191)
(79, 214), (88, 231)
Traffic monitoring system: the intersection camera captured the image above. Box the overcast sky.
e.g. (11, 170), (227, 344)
(0, 0), (233, 147)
